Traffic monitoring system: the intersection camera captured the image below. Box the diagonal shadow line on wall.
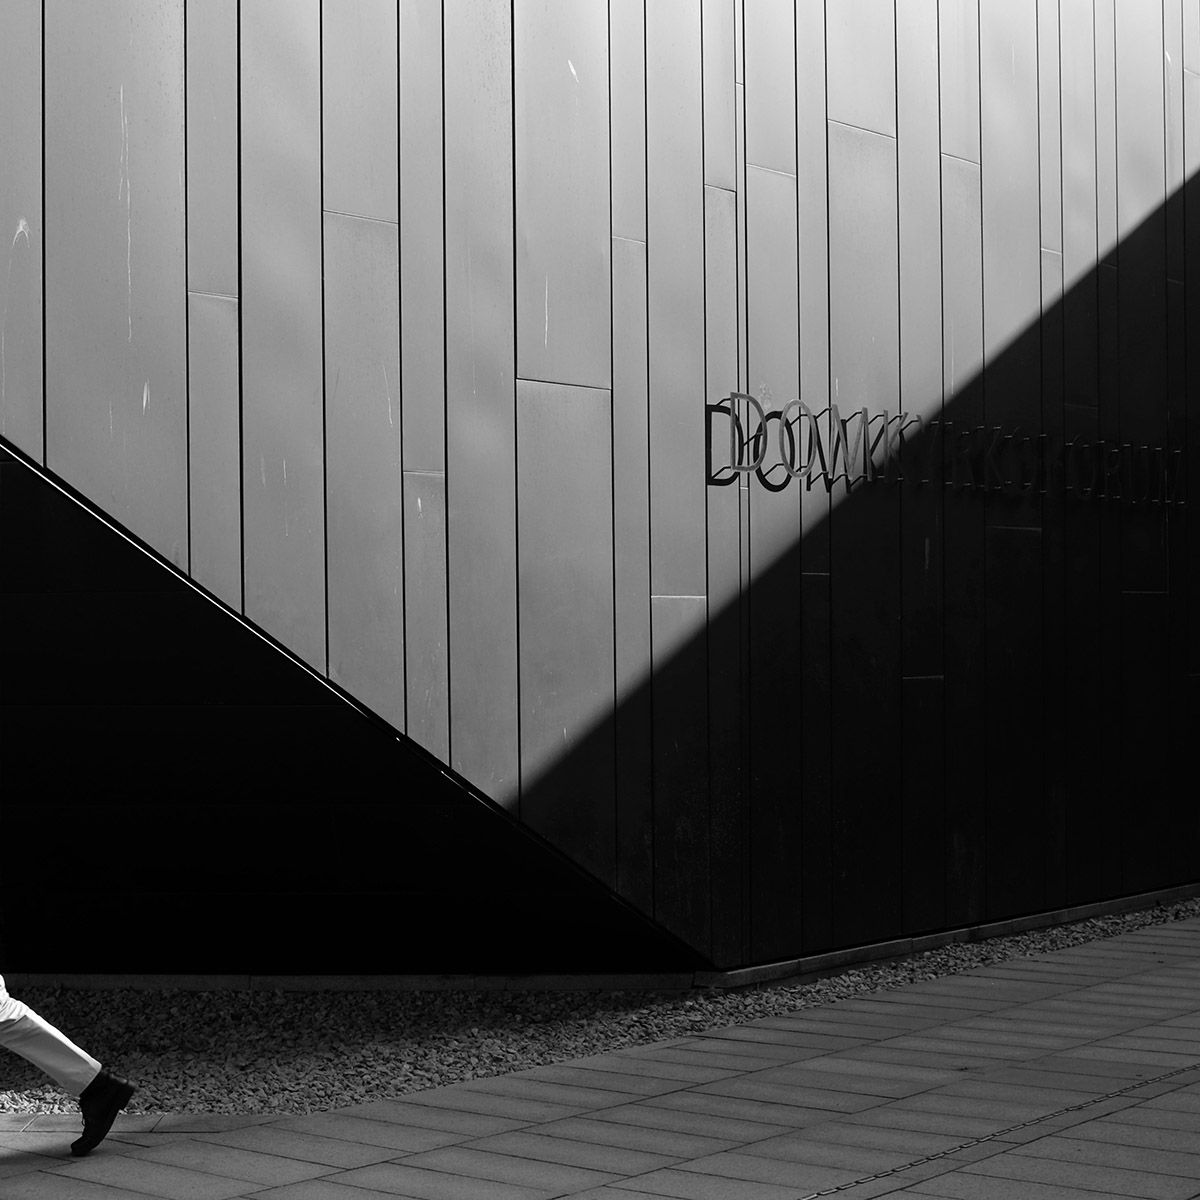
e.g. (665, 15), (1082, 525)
(517, 166), (1200, 970)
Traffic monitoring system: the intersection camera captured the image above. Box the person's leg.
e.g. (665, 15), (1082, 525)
(0, 975), (101, 1096)
(0, 975), (135, 1155)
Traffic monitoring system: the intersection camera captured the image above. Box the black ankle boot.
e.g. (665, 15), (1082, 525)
(71, 1069), (136, 1157)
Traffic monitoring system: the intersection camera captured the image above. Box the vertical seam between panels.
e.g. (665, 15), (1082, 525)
(794, 0), (802, 959)
(644, 0), (654, 918)
(441, 0), (451, 770)
(41, 0), (46, 467)
(609, 0), (618, 884)
(511, 0), (521, 810)
(823, 0), (833, 939)
(397, 0), (407, 734)
(701, 0), (712, 958)
(320, 0), (330, 679)
(975, 0), (987, 921)
(936, 0), (947, 928)
(237, 0), (245, 614)
(893, 0), (903, 931)
(184, 0), (191, 577)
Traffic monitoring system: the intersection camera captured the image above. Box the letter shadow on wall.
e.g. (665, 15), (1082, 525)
(519, 169), (1200, 971)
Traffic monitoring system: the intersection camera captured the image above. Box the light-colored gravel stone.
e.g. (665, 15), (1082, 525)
(3, 897), (1198, 1115)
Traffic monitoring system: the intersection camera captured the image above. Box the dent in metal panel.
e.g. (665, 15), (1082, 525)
(647, 0), (706, 599)
(703, 0), (736, 189)
(240, 0), (325, 668)
(796, 0), (829, 556)
(515, 0), (610, 390)
(516, 379), (615, 879)
(613, 236), (651, 703)
(188, 292), (241, 611)
(1038, 0), (1063, 254)
(444, 0), (518, 803)
(826, 0), (896, 138)
(1095, 0), (1118, 258)
(45, 0), (187, 567)
(897, 0), (942, 418)
(941, 155), (983, 402)
(746, 164), (799, 564)
(1060, 0), (1097, 292)
(0, 0), (42, 459)
(980, 0), (1040, 376)
(939, 0), (980, 162)
(827, 122), (899, 478)
(403, 471), (449, 762)
(400, 0), (444, 471)
(1115, 0), (1165, 242)
(743, 0), (794, 171)
(323, 0), (397, 223)
(611, 0), (646, 241)
(186, 0), (238, 296)
(323, 212), (403, 729)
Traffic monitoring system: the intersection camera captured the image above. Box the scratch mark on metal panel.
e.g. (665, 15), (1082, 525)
(1, 219), (32, 408)
(260, 454), (267, 489)
(142, 379), (149, 414)
(544, 275), (549, 346)
(383, 362), (394, 428)
(568, 58), (579, 82)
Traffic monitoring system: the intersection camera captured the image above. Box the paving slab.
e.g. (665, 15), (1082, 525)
(4, 917), (1200, 1198)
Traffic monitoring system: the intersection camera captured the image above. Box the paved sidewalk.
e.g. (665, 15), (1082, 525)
(4, 919), (1200, 1199)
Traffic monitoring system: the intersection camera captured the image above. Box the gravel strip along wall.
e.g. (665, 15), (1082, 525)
(4, 897), (1199, 1115)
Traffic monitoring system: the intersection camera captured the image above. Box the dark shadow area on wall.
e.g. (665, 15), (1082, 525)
(0, 444), (707, 976)
(520, 169), (1200, 971)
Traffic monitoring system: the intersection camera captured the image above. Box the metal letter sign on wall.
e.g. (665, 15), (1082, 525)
(707, 393), (1185, 506)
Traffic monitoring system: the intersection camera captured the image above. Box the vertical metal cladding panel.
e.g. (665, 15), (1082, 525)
(897, 0), (943, 680)
(187, 293), (241, 611)
(984, 526), (1045, 918)
(939, 0), (980, 162)
(403, 471), (449, 762)
(704, 185), (743, 966)
(1095, 0), (1119, 261)
(702, 0), (736, 189)
(827, 121), (902, 948)
(45, 0), (187, 567)
(979, 0), (1041, 433)
(186, 0), (238, 297)
(1165, 0), (1184, 283)
(240, 0), (325, 668)
(743, 0), (794, 172)
(611, 0), (646, 242)
(646, 1), (705, 601)
(1115, 0), (1167, 595)
(800, 570), (832, 952)
(735, 82), (747, 395)
(826, 0), (896, 138)
(400, 0), (444, 471)
(322, 0), (397, 223)
(1038, 0), (1062, 255)
(745, 162), (802, 961)
(796, 0), (829, 566)
(0, 1), (42, 459)
(515, 0), (610, 391)
(940, 153), (986, 925)
(1060, 0), (1098, 410)
(1189, 1), (1200, 69)
(901, 676), (945, 933)
(650, 594), (711, 954)
(1187, 70), (1200, 679)
(323, 212), (403, 730)
(444, 0), (518, 802)
(646, 0), (709, 955)
(516, 379), (615, 885)
(612, 235), (653, 914)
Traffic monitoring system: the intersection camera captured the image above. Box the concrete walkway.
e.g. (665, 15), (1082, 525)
(4, 918), (1200, 1200)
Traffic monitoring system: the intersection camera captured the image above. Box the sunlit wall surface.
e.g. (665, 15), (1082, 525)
(1, 0), (1197, 969)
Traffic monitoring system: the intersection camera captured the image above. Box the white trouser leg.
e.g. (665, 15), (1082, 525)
(0, 975), (102, 1098)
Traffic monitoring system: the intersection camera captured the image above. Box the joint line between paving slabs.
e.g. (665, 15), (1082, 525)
(785, 1054), (1200, 1199)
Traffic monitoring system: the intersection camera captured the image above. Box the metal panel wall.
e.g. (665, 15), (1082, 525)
(514, 0), (610, 391)
(45, 0), (188, 568)
(444, 0), (519, 802)
(186, 0), (240, 610)
(703, 0), (736, 190)
(940, 0), (980, 162)
(610, 0), (646, 242)
(516, 379), (615, 883)
(323, 213), (404, 729)
(0, 2), (43, 460)
(826, 0), (896, 138)
(240, 0), (325, 669)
